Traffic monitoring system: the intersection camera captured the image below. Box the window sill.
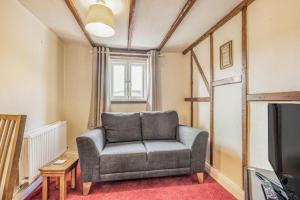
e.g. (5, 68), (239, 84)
(111, 100), (147, 104)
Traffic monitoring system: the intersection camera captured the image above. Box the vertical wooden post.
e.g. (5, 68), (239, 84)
(60, 175), (67, 200)
(241, 6), (248, 188)
(209, 33), (214, 166)
(190, 51), (194, 127)
(56, 177), (60, 189)
(71, 167), (76, 189)
(42, 176), (48, 200)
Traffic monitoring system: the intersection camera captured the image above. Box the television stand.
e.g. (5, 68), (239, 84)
(245, 167), (288, 200)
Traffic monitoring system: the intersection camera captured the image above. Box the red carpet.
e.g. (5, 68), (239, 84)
(27, 166), (236, 200)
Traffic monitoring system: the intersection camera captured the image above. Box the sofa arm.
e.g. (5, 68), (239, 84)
(178, 125), (208, 173)
(76, 127), (105, 182)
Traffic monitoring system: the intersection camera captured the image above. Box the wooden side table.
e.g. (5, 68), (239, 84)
(39, 155), (79, 200)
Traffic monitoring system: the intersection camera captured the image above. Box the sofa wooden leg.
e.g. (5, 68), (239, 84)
(83, 182), (92, 195)
(196, 172), (204, 184)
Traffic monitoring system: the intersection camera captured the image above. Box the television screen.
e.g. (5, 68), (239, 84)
(268, 104), (300, 198)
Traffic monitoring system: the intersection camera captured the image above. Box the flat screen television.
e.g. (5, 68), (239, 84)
(268, 103), (300, 199)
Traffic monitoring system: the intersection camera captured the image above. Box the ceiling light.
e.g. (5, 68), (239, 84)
(85, 1), (115, 37)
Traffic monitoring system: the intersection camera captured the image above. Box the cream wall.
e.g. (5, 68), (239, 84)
(0, 0), (64, 131)
(248, 0), (300, 94)
(63, 43), (92, 150)
(159, 53), (190, 125)
(186, 0), (300, 198)
(63, 48), (190, 150)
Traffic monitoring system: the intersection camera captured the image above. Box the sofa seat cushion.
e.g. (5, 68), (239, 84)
(141, 111), (179, 140)
(143, 140), (190, 170)
(100, 141), (147, 174)
(102, 112), (142, 143)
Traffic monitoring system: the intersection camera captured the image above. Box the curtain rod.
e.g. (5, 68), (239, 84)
(106, 51), (151, 56)
(89, 50), (163, 57)
(95, 51), (163, 57)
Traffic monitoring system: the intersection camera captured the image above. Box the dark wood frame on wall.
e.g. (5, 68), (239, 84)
(241, 7), (248, 184)
(184, 0), (300, 190)
(183, 0), (255, 186)
(220, 40), (233, 69)
(209, 34), (214, 165)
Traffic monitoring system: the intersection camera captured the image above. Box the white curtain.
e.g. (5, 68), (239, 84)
(88, 47), (111, 129)
(146, 50), (160, 111)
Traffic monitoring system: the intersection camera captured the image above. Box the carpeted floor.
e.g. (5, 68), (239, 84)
(27, 166), (236, 200)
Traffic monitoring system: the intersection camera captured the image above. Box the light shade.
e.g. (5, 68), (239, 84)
(85, 3), (115, 37)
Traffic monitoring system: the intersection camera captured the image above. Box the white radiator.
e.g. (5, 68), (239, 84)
(19, 121), (67, 183)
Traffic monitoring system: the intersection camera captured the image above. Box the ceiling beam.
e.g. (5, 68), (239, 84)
(158, 0), (196, 51)
(182, 0), (255, 54)
(65, 0), (95, 47)
(127, 0), (136, 49)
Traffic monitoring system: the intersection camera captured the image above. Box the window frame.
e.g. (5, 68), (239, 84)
(110, 58), (148, 103)
(111, 61), (127, 99)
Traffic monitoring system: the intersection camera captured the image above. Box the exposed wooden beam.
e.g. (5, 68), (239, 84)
(241, 7), (248, 188)
(247, 91), (300, 101)
(212, 76), (242, 87)
(127, 0), (136, 49)
(190, 52), (194, 127)
(158, 0), (196, 51)
(184, 97), (210, 102)
(191, 50), (210, 92)
(182, 0), (255, 54)
(209, 33), (214, 166)
(65, 0), (95, 47)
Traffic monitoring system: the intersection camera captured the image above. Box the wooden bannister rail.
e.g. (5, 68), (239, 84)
(0, 115), (26, 200)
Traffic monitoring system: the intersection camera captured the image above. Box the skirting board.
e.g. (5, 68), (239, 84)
(13, 176), (42, 200)
(205, 162), (244, 200)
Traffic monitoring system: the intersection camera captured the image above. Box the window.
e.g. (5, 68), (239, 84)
(110, 59), (147, 102)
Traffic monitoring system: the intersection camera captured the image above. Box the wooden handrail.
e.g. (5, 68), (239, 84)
(0, 115), (26, 200)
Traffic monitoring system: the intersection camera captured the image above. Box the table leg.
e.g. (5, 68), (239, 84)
(42, 176), (48, 200)
(71, 167), (76, 189)
(59, 175), (66, 200)
(56, 177), (60, 189)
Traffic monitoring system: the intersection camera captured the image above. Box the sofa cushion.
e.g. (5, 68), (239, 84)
(143, 140), (190, 170)
(102, 112), (142, 143)
(141, 111), (179, 140)
(100, 141), (147, 174)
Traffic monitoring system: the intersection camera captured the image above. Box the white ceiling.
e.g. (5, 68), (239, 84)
(164, 0), (242, 51)
(19, 0), (88, 44)
(18, 0), (242, 51)
(131, 0), (186, 49)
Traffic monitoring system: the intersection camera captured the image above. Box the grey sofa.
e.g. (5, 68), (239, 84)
(76, 111), (208, 195)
